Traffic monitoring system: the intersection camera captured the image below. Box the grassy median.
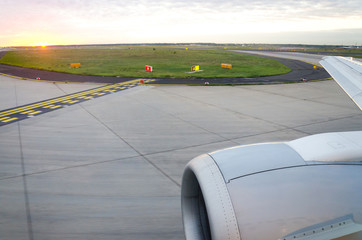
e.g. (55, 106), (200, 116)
(0, 47), (291, 78)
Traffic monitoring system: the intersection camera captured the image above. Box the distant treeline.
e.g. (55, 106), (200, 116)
(11, 43), (361, 49)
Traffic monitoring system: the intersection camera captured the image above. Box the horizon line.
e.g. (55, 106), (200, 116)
(2, 43), (362, 48)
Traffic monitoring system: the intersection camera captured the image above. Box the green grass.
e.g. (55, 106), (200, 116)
(0, 48), (291, 78)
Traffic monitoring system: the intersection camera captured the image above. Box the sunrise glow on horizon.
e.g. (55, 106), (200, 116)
(1, 0), (362, 47)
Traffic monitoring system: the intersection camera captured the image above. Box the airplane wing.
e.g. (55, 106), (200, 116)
(181, 56), (362, 240)
(320, 56), (362, 110)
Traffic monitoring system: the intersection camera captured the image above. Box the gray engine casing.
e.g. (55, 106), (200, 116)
(181, 132), (362, 240)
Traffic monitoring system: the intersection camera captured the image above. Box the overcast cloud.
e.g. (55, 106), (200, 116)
(1, 0), (361, 46)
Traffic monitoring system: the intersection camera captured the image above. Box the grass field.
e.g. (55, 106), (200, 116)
(0, 47), (291, 78)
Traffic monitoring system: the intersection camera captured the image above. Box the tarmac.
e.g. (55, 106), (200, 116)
(232, 50), (325, 66)
(0, 52), (362, 240)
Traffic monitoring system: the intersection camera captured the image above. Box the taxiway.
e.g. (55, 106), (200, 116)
(0, 52), (361, 240)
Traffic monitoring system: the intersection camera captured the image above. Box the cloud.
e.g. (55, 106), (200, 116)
(1, 0), (362, 45)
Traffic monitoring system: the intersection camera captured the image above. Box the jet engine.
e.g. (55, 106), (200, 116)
(181, 131), (362, 240)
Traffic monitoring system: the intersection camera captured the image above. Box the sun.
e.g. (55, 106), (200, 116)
(39, 42), (48, 48)
(32, 42), (49, 48)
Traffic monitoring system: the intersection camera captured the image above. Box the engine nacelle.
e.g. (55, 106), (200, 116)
(181, 132), (362, 240)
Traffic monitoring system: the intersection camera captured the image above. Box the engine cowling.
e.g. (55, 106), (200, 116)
(181, 132), (362, 240)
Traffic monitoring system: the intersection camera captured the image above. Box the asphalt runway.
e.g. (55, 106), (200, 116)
(1, 52), (362, 240)
(233, 50), (325, 66)
(0, 79), (155, 126)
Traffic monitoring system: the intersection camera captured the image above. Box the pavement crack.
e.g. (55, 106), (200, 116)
(15, 82), (35, 240)
(77, 102), (182, 188)
(53, 83), (68, 95)
(152, 86), (293, 131)
(17, 122), (34, 240)
(241, 83), (358, 111)
(126, 90), (238, 144)
(0, 155), (140, 181)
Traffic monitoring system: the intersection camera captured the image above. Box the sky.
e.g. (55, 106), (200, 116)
(1, 0), (362, 47)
